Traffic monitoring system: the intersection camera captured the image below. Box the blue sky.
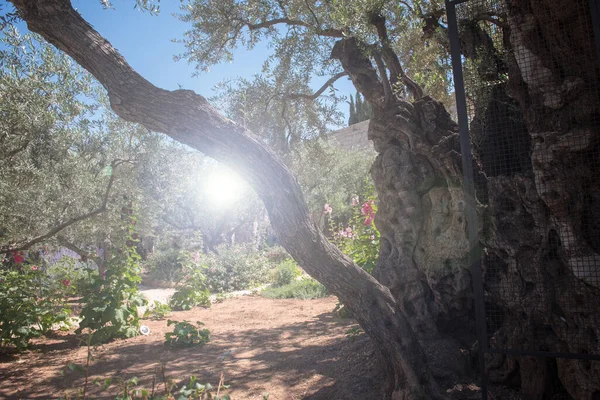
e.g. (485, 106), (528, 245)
(15, 0), (354, 124)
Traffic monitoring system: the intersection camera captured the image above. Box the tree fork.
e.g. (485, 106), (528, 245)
(9, 0), (446, 398)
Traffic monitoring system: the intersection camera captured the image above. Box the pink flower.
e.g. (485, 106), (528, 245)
(371, 235), (376, 240)
(192, 252), (200, 263)
(185, 275), (191, 280)
(31, 265), (38, 271)
(364, 216), (373, 226)
(351, 196), (359, 206)
(361, 200), (374, 216)
(324, 203), (332, 214)
(62, 279), (71, 286)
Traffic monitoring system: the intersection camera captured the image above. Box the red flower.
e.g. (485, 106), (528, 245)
(12, 251), (25, 264)
(62, 279), (71, 286)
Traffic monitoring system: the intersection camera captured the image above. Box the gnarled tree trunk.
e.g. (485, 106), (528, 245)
(10, 1), (446, 398)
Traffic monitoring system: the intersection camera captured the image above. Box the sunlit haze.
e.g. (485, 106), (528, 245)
(203, 166), (248, 207)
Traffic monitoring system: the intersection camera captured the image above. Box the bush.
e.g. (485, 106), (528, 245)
(261, 278), (328, 300)
(145, 248), (185, 282)
(204, 244), (271, 293)
(169, 252), (210, 310)
(0, 261), (71, 350)
(271, 259), (302, 287)
(46, 256), (98, 297)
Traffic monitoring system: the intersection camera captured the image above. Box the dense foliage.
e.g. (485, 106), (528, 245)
(75, 207), (147, 343)
(0, 257), (71, 349)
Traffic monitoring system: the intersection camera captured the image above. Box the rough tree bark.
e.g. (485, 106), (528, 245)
(9, 1), (446, 398)
(480, 1), (600, 399)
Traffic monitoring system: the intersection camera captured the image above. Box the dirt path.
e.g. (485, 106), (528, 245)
(0, 296), (382, 400)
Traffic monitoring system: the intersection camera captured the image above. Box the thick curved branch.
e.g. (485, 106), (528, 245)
(0, 159), (124, 254)
(283, 71), (348, 101)
(245, 17), (343, 38)
(10, 1), (444, 398)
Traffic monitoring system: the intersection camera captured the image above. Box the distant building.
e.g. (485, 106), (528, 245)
(328, 119), (372, 151)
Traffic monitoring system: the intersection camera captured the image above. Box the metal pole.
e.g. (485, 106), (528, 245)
(445, 1), (489, 399)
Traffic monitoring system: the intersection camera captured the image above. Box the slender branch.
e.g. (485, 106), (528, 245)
(244, 17), (344, 38)
(4, 140), (30, 159)
(0, 160), (125, 254)
(245, 17), (344, 37)
(283, 71), (348, 101)
(372, 50), (392, 103)
(369, 12), (424, 100)
(56, 235), (102, 266)
(473, 13), (508, 29)
(304, 0), (321, 27)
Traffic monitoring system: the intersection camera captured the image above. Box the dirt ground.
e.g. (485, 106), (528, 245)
(0, 295), (383, 400)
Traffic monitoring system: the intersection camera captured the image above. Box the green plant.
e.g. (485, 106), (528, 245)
(271, 259), (302, 287)
(145, 248), (185, 283)
(164, 320), (210, 347)
(46, 256), (99, 297)
(144, 301), (172, 320)
(76, 206), (147, 343)
(345, 326), (364, 340)
(0, 257), (71, 350)
(261, 278), (327, 300)
(169, 252), (210, 311)
(203, 244), (271, 293)
(177, 375), (231, 400)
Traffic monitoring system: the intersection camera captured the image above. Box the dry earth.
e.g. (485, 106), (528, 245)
(0, 296), (383, 400)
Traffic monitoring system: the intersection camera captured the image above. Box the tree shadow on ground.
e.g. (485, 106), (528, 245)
(0, 308), (383, 399)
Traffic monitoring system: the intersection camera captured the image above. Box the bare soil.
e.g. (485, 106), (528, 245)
(0, 295), (383, 400)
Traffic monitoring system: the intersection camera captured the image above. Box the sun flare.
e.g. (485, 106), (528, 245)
(203, 166), (247, 207)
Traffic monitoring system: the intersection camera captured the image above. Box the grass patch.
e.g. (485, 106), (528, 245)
(261, 278), (328, 300)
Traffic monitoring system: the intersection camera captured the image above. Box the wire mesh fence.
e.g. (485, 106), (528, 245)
(447, 0), (600, 397)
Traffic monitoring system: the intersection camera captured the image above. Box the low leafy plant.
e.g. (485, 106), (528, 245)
(0, 257), (71, 350)
(76, 206), (147, 344)
(261, 278), (327, 300)
(177, 375), (230, 400)
(271, 259), (302, 287)
(345, 326), (364, 340)
(144, 301), (172, 320)
(169, 252), (210, 311)
(164, 320), (210, 347)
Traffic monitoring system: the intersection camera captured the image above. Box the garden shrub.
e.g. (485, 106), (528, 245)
(204, 244), (271, 293)
(76, 208), (147, 343)
(169, 252), (210, 310)
(145, 248), (185, 282)
(262, 245), (290, 264)
(271, 259), (302, 287)
(46, 256), (99, 297)
(261, 278), (328, 300)
(0, 258), (71, 350)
